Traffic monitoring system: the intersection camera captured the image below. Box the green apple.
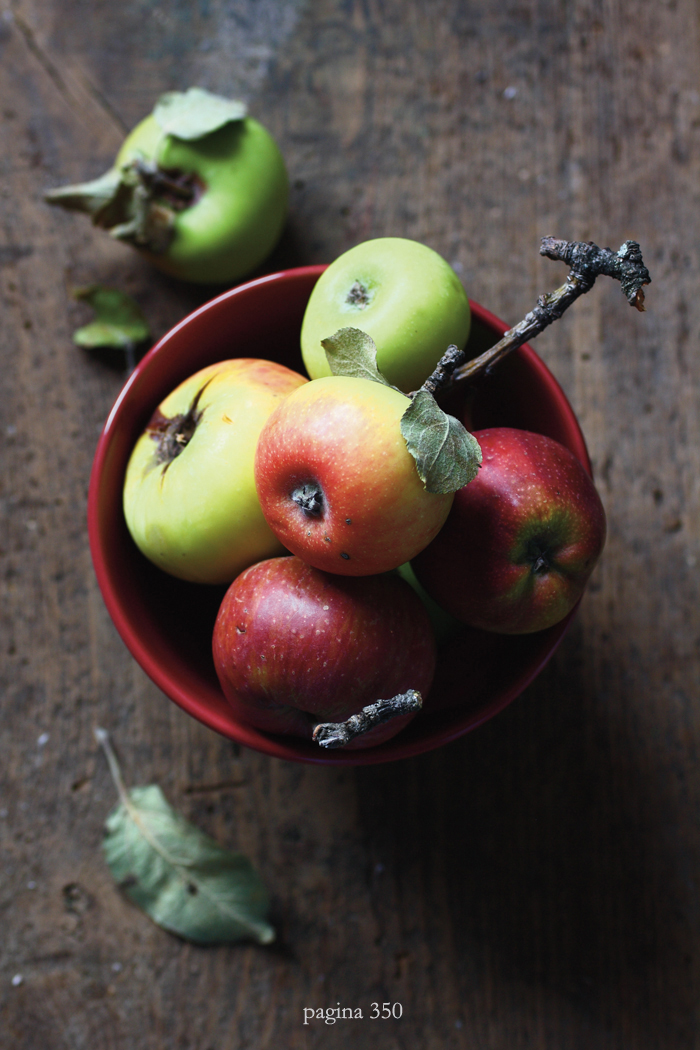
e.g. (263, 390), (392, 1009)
(123, 358), (307, 584)
(45, 88), (289, 285)
(300, 238), (471, 393)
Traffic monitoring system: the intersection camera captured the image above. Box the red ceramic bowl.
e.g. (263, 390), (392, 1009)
(88, 266), (591, 766)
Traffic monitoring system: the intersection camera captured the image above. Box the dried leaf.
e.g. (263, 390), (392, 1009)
(153, 87), (248, 141)
(72, 286), (150, 350)
(95, 728), (274, 946)
(321, 328), (392, 386)
(44, 167), (124, 221)
(401, 389), (482, 494)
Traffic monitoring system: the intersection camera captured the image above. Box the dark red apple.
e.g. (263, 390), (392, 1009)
(212, 556), (436, 748)
(412, 428), (606, 634)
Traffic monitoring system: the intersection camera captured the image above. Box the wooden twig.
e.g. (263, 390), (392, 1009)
(435, 238), (651, 390)
(312, 690), (423, 749)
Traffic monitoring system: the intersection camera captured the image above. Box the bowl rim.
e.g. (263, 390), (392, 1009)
(88, 265), (590, 766)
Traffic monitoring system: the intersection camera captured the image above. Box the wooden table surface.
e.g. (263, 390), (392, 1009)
(2, 2), (699, 1047)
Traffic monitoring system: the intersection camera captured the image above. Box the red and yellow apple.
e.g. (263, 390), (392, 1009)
(123, 358), (307, 584)
(212, 556), (436, 747)
(253, 375), (454, 576)
(412, 428), (607, 633)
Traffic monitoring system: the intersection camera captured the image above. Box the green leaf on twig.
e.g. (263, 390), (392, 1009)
(321, 328), (392, 386)
(401, 388), (482, 494)
(95, 728), (275, 946)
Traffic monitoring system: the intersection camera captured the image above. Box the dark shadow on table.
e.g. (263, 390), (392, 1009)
(354, 623), (694, 1048)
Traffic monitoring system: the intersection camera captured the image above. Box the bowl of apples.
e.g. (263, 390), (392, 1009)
(88, 241), (605, 765)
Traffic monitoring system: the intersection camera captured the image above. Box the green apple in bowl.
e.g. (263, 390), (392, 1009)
(123, 357), (307, 585)
(45, 88), (289, 285)
(300, 237), (471, 393)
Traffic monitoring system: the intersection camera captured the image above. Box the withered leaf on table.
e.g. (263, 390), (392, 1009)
(96, 729), (275, 946)
(71, 286), (150, 351)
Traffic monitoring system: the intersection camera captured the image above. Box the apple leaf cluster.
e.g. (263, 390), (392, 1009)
(45, 86), (246, 229)
(95, 728), (275, 945)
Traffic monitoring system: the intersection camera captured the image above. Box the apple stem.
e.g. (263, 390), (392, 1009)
(346, 280), (372, 309)
(312, 689), (423, 749)
(429, 238), (651, 393)
(147, 379), (211, 468)
(291, 483), (325, 517)
(130, 158), (199, 208)
(45, 158), (201, 256)
(415, 343), (466, 398)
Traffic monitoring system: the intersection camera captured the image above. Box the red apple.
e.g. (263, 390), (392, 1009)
(212, 556), (436, 748)
(412, 428), (606, 634)
(253, 376), (454, 576)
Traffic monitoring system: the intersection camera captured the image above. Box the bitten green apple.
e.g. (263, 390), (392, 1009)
(45, 88), (288, 285)
(212, 556), (436, 748)
(300, 238), (471, 393)
(253, 375), (454, 576)
(123, 358), (307, 584)
(412, 428), (607, 634)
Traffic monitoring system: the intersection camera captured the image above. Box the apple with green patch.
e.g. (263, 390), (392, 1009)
(412, 428), (607, 633)
(300, 237), (471, 393)
(45, 87), (288, 285)
(123, 358), (307, 585)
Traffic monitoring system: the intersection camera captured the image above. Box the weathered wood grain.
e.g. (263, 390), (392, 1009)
(1, 1), (699, 1047)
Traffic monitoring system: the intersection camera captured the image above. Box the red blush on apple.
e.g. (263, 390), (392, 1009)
(212, 556), (435, 749)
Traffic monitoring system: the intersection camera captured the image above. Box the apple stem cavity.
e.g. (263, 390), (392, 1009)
(130, 158), (201, 208)
(312, 689), (423, 749)
(291, 483), (325, 517)
(346, 280), (372, 309)
(148, 381), (211, 469)
(45, 157), (204, 256)
(426, 238), (651, 394)
(530, 550), (550, 575)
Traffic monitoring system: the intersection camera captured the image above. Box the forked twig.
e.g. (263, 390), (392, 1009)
(440, 238), (651, 390)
